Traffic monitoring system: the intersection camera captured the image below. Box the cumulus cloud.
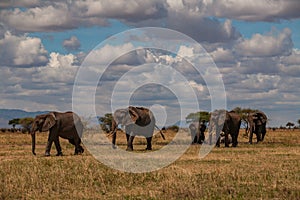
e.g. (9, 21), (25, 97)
(1, 0), (300, 126)
(204, 0), (300, 21)
(210, 47), (235, 63)
(0, 3), (107, 32)
(0, 31), (48, 67)
(0, 1), (240, 44)
(0, 0), (167, 33)
(237, 57), (281, 75)
(70, 0), (168, 21)
(234, 28), (293, 57)
(63, 36), (81, 51)
(0, 0), (41, 8)
(281, 49), (300, 65)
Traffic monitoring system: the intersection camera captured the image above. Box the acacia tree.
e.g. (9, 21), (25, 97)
(8, 118), (20, 130)
(8, 118), (34, 133)
(286, 122), (294, 129)
(298, 119), (300, 128)
(185, 111), (210, 123)
(98, 113), (113, 133)
(19, 117), (34, 133)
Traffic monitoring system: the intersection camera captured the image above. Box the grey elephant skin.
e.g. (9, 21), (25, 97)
(246, 111), (267, 144)
(30, 111), (84, 156)
(111, 106), (157, 151)
(208, 110), (241, 147)
(189, 121), (206, 144)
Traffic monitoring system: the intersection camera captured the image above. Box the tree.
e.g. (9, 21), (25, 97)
(98, 113), (113, 133)
(298, 119), (300, 128)
(185, 111), (210, 123)
(8, 118), (20, 129)
(286, 122), (294, 129)
(19, 117), (34, 133)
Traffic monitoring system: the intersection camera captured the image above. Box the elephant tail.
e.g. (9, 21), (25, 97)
(155, 125), (165, 140)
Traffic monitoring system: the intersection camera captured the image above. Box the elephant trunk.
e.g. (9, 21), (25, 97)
(111, 119), (117, 149)
(31, 131), (36, 155)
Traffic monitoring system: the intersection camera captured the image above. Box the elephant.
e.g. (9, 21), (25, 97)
(30, 111), (84, 156)
(246, 111), (267, 144)
(189, 120), (206, 144)
(111, 106), (164, 151)
(208, 110), (241, 147)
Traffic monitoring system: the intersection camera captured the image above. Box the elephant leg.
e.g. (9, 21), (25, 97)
(45, 133), (54, 156)
(261, 131), (266, 141)
(77, 138), (84, 154)
(74, 137), (84, 155)
(224, 133), (229, 147)
(68, 138), (75, 145)
(45, 140), (53, 156)
(54, 137), (63, 156)
(256, 126), (262, 143)
(199, 131), (205, 144)
(216, 129), (221, 147)
(193, 133), (198, 144)
(216, 127), (223, 147)
(232, 134), (237, 147)
(126, 133), (130, 142)
(216, 137), (220, 147)
(261, 125), (266, 141)
(208, 133), (212, 145)
(126, 135), (135, 151)
(146, 137), (152, 150)
(249, 130), (253, 144)
(196, 131), (201, 144)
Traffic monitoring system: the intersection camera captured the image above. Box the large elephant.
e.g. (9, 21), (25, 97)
(30, 111), (84, 156)
(208, 110), (241, 147)
(189, 120), (206, 144)
(246, 111), (267, 144)
(111, 106), (164, 151)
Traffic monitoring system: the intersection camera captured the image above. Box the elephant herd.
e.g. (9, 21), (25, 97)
(190, 109), (268, 148)
(30, 107), (267, 156)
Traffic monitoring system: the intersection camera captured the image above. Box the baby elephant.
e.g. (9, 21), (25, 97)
(30, 111), (84, 156)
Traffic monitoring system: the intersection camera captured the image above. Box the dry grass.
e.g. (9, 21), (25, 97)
(0, 129), (299, 199)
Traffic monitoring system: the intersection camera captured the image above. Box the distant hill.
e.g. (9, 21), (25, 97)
(0, 109), (50, 128)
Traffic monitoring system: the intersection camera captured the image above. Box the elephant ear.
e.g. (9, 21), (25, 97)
(256, 111), (267, 123)
(41, 113), (56, 132)
(128, 106), (139, 124)
(217, 110), (227, 126)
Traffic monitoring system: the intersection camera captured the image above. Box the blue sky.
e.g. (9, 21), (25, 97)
(29, 18), (300, 55)
(232, 19), (300, 48)
(0, 0), (300, 127)
(29, 20), (133, 54)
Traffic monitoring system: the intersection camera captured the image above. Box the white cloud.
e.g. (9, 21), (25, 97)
(241, 73), (281, 90)
(234, 28), (293, 57)
(63, 36), (81, 51)
(71, 0), (168, 20)
(84, 43), (136, 66)
(0, 1), (167, 33)
(178, 46), (194, 58)
(0, 0), (40, 8)
(210, 47), (235, 63)
(204, 0), (300, 21)
(0, 0), (300, 127)
(0, 31), (48, 67)
(281, 49), (300, 65)
(0, 3), (107, 32)
(32, 52), (78, 83)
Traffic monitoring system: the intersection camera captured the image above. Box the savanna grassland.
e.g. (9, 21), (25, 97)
(0, 129), (299, 200)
